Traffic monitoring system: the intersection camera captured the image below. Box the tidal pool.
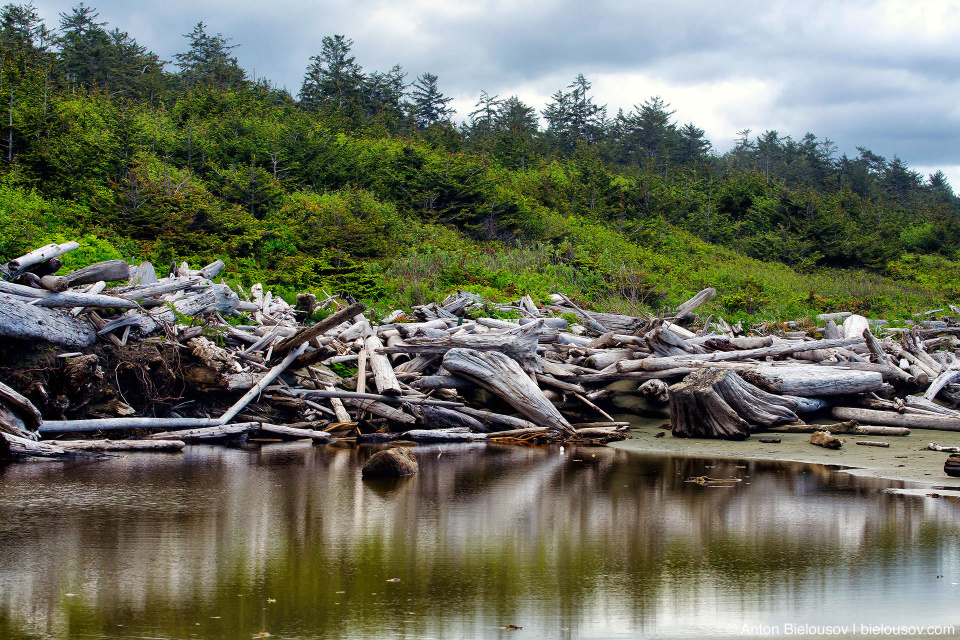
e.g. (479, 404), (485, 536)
(0, 442), (957, 639)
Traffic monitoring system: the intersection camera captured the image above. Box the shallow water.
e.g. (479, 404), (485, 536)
(0, 442), (958, 640)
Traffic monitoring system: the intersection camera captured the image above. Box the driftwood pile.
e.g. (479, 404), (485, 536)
(3, 241), (960, 471)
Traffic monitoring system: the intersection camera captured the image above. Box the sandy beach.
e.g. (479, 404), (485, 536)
(613, 424), (960, 493)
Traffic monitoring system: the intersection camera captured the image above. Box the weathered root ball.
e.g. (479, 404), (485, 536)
(945, 454), (960, 478)
(362, 447), (418, 477)
(669, 368), (801, 440)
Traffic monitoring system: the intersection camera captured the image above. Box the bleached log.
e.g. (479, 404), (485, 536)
(33, 291), (140, 309)
(824, 319), (843, 339)
(583, 349), (637, 370)
(535, 373), (587, 395)
(40, 259), (131, 292)
(829, 407), (960, 431)
(199, 259), (225, 279)
(58, 439), (185, 451)
(382, 319), (543, 372)
(412, 405), (489, 432)
(218, 343), (308, 424)
(924, 368), (960, 401)
(741, 364), (886, 397)
(399, 428), (487, 443)
(442, 348), (575, 436)
(842, 314), (869, 339)
(669, 368), (802, 440)
(0, 294), (98, 347)
(638, 379), (669, 403)
(40, 416), (219, 433)
(128, 261), (158, 286)
(365, 332), (402, 396)
(674, 287), (716, 319)
(2, 432), (100, 458)
(138, 423), (258, 441)
(258, 423), (334, 442)
(271, 302), (365, 357)
(117, 276), (202, 300)
(619, 337), (867, 371)
(411, 375), (471, 390)
(454, 407), (541, 432)
(557, 294), (608, 334)
(342, 397), (415, 423)
(7, 241), (79, 272)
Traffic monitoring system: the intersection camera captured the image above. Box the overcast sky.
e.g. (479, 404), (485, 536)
(25, 0), (960, 185)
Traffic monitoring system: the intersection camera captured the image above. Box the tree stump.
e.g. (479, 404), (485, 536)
(668, 368), (801, 440)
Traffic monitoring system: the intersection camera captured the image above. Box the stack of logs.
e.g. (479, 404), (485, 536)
(2, 240), (960, 463)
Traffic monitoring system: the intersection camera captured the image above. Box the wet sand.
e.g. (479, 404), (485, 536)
(613, 424), (960, 493)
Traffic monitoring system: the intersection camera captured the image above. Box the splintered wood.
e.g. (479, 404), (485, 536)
(3, 243), (960, 465)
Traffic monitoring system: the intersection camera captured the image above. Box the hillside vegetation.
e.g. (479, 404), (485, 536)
(1, 4), (959, 323)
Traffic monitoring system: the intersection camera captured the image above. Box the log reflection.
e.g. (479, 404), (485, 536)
(0, 443), (957, 639)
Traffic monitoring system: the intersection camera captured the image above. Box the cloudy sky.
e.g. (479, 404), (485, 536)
(26, 0), (960, 184)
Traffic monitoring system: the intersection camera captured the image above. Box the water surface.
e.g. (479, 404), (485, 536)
(0, 442), (957, 639)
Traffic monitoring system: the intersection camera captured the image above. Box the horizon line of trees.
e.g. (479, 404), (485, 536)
(0, 2), (951, 204)
(1, 1), (959, 279)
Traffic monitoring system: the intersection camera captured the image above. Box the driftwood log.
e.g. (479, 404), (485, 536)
(7, 241), (79, 272)
(830, 407), (960, 432)
(669, 368), (801, 440)
(442, 348), (575, 436)
(0, 295), (98, 347)
(741, 364), (887, 397)
(40, 259), (131, 292)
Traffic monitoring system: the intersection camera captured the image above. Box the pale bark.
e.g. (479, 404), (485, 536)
(7, 241), (79, 272)
(0, 294), (97, 347)
(442, 348), (575, 436)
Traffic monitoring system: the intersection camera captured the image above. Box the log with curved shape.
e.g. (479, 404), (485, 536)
(442, 348), (576, 437)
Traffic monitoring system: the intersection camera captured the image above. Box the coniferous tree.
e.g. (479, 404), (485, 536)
(361, 64), (405, 119)
(299, 35), (364, 110)
(57, 3), (111, 90)
(409, 72), (453, 128)
(174, 22), (245, 90)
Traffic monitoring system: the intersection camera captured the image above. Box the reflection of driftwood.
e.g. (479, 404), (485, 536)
(442, 348), (575, 436)
(669, 368), (801, 440)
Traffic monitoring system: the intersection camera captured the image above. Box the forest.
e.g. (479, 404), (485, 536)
(1, 2), (958, 322)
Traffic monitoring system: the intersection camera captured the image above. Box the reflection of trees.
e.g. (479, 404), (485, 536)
(0, 443), (957, 639)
